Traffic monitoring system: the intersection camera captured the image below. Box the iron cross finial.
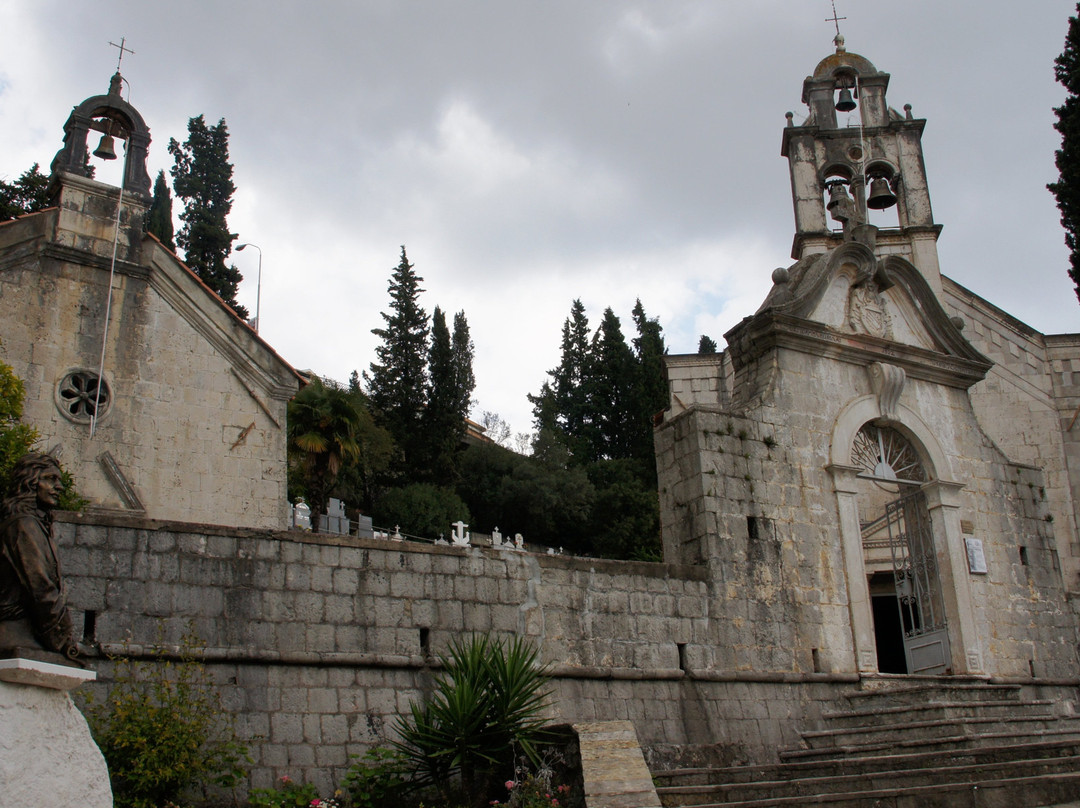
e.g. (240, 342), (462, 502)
(108, 37), (135, 72)
(826, 0), (847, 38)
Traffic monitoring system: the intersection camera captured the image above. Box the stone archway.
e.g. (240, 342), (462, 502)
(827, 395), (983, 676)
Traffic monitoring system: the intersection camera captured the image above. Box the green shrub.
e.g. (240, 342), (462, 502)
(374, 482), (471, 538)
(340, 746), (410, 808)
(248, 775), (323, 808)
(84, 624), (250, 808)
(394, 635), (552, 808)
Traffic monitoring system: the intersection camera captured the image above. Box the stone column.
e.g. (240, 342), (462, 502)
(828, 463), (877, 673)
(922, 479), (983, 674)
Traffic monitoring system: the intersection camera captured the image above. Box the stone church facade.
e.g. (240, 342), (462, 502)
(0, 73), (301, 529)
(660, 37), (1080, 681)
(3, 38), (1080, 801)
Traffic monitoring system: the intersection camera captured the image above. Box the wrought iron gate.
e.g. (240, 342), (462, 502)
(885, 490), (950, 674)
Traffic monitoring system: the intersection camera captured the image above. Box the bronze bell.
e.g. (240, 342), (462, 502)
(835, 87), (856, 112)
(866, 177), (897, 210)
(93, 133), (118, 161)
(826, 182), (851, 210)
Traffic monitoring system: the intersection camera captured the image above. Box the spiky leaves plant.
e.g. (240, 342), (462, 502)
(394, 635), (552, 808)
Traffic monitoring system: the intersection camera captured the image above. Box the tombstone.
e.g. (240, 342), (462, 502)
(292, 501), (311, 530)
(451, 520), (471, 547)
(322, 498), (350, 535)
(514, 533), (524, 550)
(492, 527), (502, 547)
(355, 514), (374, 539)
(392, 525), (403, 542)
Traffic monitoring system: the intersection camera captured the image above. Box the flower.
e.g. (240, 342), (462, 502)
(505, 780), (516, 790)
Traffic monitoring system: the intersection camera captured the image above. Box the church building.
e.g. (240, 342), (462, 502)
(658, 34), (1080, 680)
(0, 72), (301, 529)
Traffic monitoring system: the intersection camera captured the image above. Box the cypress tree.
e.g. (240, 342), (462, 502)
(146, 170), (175, 251)
(697, 335), (719, 354)
(1049, 2), (1080, 303)
(529, 299), (593, 462)
(0, 164), (50, 222)
(365, 247), (429, 466)
(589, 307), (639, 462)
(169, 115), (247, 318)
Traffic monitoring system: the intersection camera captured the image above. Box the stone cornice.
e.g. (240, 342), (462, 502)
(727, 312), (991, 389)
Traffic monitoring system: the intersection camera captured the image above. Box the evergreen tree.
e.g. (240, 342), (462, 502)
(146, 170), (175, 251)
(0, 164), (51, 222)
(365, 247), (429, 467)
(589, 308), (639, 461)
(528, 299), (593, 462)
(420, 308), (476, 483)
(451, 310), (475, 419)
(169, 116), (247, 318)
(698, 335), (719, 354)
(1050, 2), (1080, 304)
(631, 299), (668, 465)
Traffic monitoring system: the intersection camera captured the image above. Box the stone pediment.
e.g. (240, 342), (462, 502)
(730, 241), (991, 389)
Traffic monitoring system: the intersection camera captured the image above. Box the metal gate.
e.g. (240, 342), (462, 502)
(885, 490), (950, 674)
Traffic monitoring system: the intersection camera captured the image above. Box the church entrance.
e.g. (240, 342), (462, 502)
(854, 424), (950, 675)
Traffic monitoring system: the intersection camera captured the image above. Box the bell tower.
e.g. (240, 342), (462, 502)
(781, 35), (944, 296)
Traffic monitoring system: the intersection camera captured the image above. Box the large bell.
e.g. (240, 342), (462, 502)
(835, 87), (856, 112)
(93, 133), (118, 161)
(866, 177), (897, 210)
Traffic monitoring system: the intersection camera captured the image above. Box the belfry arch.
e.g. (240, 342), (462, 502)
(827, 395), (983, 676)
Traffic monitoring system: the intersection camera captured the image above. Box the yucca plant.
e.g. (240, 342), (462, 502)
(394, 635), (552, 808)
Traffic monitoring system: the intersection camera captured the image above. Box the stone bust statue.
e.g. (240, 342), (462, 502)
(0, 453), (79, 664)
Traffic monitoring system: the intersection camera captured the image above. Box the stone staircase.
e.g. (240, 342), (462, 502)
(653, 680), (1080, 808)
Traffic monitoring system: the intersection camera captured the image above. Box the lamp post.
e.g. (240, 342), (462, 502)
(235, 242), (262, 333)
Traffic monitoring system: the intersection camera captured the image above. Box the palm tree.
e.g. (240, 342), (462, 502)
(287, 379), (362, 532)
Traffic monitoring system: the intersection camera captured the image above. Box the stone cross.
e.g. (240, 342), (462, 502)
(491, 527), (502, 547)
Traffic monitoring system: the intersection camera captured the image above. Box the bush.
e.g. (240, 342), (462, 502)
(394, 635), (552, 808)
(84, 624), (250, 808)
(374, 482), (470, 538)
(340, 746), (410, 808)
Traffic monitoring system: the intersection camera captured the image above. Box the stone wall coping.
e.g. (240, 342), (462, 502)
(0, 658), (96, 691)
(55, 509), (709, 581)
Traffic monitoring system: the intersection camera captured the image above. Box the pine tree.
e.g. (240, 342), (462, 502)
(365, 247), (429, 466)
(0, 164), (51, 222)
(698, 335), (719, 354)
(146, 170), (175, 251)
(1049, 2), (1080, 303)
(169, 115), (247, 318)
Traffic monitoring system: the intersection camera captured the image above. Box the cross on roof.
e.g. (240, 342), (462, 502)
(826, 0), (846, 38)
(108, 37), (135, 72)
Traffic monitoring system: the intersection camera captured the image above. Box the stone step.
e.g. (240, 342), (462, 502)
(781, 723), (1080, 761)
(657, 769), (1080, 808)
(797, 713), (1080, 749)
(656, 753), (1080, 806)
(818, 697), (1056, 728)
(786, 717), (1080, 756)
(841, 681), (1023, 708)
(653, 738), (1080, 787)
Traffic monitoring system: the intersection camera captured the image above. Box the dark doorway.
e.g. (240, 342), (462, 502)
(870, 572), (907, 674)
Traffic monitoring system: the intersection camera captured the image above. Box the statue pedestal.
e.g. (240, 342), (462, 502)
(0, 658), (112, 808)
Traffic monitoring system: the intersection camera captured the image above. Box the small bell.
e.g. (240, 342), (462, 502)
(826, 182), (851, 211)
(93, 133), (118, 161)
(866, 177), (897, 210)
(835, 87), (856, 113)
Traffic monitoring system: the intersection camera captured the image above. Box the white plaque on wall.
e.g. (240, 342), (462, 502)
(965, 537), (988, 574)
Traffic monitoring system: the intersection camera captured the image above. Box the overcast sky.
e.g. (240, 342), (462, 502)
(2, 1), (1077, 436)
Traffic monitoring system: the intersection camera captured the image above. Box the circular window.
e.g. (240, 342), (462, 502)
(56, 370), (111, 424)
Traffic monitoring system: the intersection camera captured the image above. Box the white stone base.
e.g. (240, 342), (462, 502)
(0, 660), (111, 808)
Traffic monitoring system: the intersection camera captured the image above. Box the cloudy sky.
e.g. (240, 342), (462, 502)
(2, 1), (1077, 436)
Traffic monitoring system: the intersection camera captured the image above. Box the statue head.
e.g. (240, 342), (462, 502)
(8, 453), (64, 510)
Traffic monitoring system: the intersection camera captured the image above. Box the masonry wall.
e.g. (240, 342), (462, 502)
(944, 277), (1080, 590)
(0, 182), (297, 529)
(56, 512), (865, 796)
(656, 343), (1080, 681)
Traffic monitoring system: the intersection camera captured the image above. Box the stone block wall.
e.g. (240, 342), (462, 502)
(944, 277), (1080, 589)
(57, 512), (862, 795)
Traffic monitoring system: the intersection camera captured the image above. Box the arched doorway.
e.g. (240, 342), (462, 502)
(852, 424), (949, 675)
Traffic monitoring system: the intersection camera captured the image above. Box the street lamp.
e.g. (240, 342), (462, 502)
(235, 242), (262, 333)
